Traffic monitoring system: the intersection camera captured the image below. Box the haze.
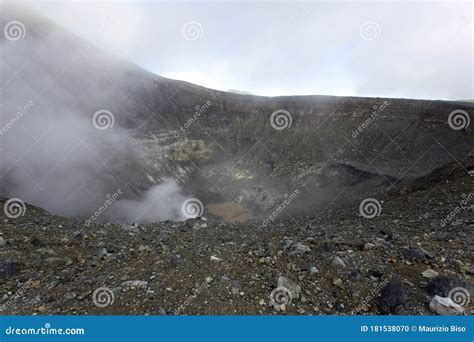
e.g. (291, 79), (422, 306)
(22, 0), (474, 100)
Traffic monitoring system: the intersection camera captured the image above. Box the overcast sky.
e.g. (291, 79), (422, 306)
(22, 0), (473, 100)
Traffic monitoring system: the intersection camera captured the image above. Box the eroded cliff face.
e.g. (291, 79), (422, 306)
(1, 5), (473, 222)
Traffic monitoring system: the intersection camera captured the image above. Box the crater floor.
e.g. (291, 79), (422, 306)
(1, 160), (472, 315)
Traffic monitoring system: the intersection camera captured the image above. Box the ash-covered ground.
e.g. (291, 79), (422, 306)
(1, 159), (472, 315)
(0, 4), (473, 316)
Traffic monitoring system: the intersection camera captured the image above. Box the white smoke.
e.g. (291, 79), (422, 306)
(0, 4), (187, 223)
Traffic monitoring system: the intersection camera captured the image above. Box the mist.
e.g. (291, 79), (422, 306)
(0, 4), (188, 223)
(29, 0), (473, 100)
(1, 2), (472, 224)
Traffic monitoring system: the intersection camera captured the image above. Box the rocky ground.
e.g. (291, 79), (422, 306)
(1, 3), (473, 318)
(0, 160), (473, 316)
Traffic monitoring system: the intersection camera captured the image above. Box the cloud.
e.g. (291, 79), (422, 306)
(25, 1), (471, 100)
